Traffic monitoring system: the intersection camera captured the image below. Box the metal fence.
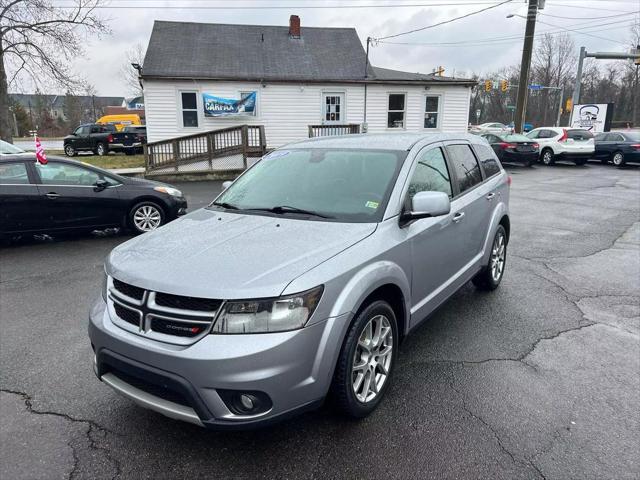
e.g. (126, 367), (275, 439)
(145, 125), (267, 174)
(308, 124), (361, 138)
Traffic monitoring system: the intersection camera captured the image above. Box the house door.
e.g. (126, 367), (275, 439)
(323, 93), (345, 124)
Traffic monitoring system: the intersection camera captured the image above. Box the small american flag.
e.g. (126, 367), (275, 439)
(34, 136), (47, 165)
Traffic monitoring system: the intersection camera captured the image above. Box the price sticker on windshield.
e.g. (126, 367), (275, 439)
(365, 201), (379, 209)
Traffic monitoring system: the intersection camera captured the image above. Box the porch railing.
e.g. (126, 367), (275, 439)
(144, 125), (267, 174)
(308, 124), (361, 138)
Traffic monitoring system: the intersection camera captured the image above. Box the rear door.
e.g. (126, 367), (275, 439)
(0, 160), (46, 234)
(33, 161), (122, 231)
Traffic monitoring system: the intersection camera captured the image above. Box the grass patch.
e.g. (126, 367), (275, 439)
(49, 150), (145, 170)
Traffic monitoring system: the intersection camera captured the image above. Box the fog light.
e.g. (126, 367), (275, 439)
(240, 394), (255, 410)
(217, 389), (273, 416)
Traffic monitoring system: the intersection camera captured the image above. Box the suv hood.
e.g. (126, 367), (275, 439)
(107, 208), (376, 299)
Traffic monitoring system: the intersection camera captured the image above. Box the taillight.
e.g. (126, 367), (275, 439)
(507, 175), (512, 187)
(107, 134), (114, 143)
(558, 129), (568, 142)
(631, 144), (640, 150)
(499, 142), (516, 149)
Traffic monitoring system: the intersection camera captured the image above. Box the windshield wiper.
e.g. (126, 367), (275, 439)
(211, 201), (242, 210)
(250, 205), (334, 219)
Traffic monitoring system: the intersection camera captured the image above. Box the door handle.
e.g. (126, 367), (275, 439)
(452, 212), (465, 223)
(45, 192), (60, 199)
(486, 192), (496, 200)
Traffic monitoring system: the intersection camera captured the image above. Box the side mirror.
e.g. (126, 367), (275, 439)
(94, 179), (108, 191)
(401, 191), (450, 225)
(222, 180), (233, 190)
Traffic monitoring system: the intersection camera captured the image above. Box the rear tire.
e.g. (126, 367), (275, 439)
(330, 300), (398, 418)
(541, 149), (555, 166)
(95, 142), (107, 156)
(64, 144), (76, 157)
(612, 151), (625, 168)
(473, 225), (507, 291)
(128, 201), (165, 234)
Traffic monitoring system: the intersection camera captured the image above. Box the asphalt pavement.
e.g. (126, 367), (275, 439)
(1, 163), (638, 480)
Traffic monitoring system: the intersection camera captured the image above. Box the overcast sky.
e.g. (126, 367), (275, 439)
(65, 0), (640, 96)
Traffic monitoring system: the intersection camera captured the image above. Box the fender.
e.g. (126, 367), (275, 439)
(328, 260), (411, 335)
(481, 201), (509, 266)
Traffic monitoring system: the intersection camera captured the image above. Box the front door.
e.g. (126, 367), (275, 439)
(323, 93), (345, 124)
(34, 161), (122, 231)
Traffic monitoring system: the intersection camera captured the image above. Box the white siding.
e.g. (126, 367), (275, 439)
(143, 79), (471, 147)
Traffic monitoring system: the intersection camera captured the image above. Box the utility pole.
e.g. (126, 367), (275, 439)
(514, 0), (538, 133)
(571, 46), (586, 108)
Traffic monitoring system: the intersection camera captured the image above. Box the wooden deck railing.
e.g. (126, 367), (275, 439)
(308, 124), (361, 138)
(144, 125), (267, 174)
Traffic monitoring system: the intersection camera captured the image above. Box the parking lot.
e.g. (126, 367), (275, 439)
(1, 163), (638, 480)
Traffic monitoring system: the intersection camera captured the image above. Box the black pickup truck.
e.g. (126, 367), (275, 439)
(63, 124), (143, 157)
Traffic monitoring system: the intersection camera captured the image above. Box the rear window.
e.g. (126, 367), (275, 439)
(474, 144), (502, 178)
(446, 144), (483, 194)
(504, 134), (531, 142)
(0, 162), (29, 184)
(567, 129), (593, 140)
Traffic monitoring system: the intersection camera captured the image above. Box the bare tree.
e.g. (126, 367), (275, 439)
(0, 0), (108, 142)
(120, 42), (145, 98)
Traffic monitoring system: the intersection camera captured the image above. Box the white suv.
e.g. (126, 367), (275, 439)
(526, 127), (594, 166)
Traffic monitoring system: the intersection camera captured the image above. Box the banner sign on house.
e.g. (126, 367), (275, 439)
(569, 103), (614, 133)
(203, 92), (256, 117)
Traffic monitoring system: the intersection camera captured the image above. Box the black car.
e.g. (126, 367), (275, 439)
(0, 155), (187, 240)
(594, 131), (640, 167)
(480, 133), (540, 167)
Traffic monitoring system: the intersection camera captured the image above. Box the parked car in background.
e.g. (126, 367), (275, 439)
(0, 140), (29, 156)
(0, 155), (187, 240)
(526, 127), (594, 166)
(89, 132), (511, 429)
(469, 122), (511, 135)
(594, 131), (640, 167)
(96, 114), (143, 132)
(64, 123), (143, 157)
(508, 122), (534, 133)
(123, 125), (147, 152)
(480, 133), (539, 167)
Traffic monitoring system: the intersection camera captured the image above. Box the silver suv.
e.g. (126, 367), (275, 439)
(89, 133), (510, 429)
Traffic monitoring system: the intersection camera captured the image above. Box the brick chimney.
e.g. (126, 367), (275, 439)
(289, 15), (301, 38)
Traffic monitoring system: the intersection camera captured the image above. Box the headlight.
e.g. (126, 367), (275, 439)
(211, 286), (323, 334)
(154, 186), (183, 197)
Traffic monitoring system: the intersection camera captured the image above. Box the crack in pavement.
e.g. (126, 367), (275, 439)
(1, 389), (122, 480)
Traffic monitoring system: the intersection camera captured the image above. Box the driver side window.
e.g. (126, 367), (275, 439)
(36, 162), (100, 186)
(407, 147), (453, 200)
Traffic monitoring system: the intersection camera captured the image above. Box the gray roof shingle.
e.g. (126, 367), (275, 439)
(142, 21), (475, 85)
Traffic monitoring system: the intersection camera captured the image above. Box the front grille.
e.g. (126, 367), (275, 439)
(113, 279), (144, 301)
(114, 303), (140, 327)
(150, 318), (206, 337)
(110, 368), (190, 407)
(155, 292), (221, 312)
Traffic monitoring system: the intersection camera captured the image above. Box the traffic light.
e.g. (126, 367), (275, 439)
(484, 80), (493, 92)
(500, 80), (508, 92)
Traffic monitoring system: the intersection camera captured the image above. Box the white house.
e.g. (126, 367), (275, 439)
(140, 16), (475, 148)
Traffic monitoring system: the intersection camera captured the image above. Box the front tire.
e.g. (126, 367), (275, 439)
(128, 202), (165, 234)
(330, 300), (398, 418)
(541, 149), (555, 166)
(473, 225), (507, 291)
(64, 144), (76, 157)
(612, 151), (625, 168)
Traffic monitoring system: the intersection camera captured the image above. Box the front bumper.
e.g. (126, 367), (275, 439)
(88, 299), (350, 429)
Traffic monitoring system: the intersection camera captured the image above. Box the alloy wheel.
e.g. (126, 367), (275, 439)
(613, 153), (624, 166)
(351, 314), (393, 403)
(542, 151), (553, 165)
(97, 144), (106, 156)
(133, 205), (162, 232)
(65, 145), (75, 156)
(490, 231), (506, 282)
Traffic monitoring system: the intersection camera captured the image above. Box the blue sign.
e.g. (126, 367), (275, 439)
(203, 92), (256, 117)
(528, 84), (542, 90)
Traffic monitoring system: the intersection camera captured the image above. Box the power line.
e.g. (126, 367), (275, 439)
(374, 0), (514, 41)
(50, 1), (515, 9)
(537, 11), (636, 20)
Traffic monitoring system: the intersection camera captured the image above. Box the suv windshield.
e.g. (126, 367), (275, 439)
(212, 148), (407, 223)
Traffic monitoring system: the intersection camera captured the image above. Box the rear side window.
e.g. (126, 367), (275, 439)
(567, 129), (593, 140)
(446, 144), (482, 194)
(474, 144), (502, 178)
(0, 162), (30, 184)
(407, 147), (452, 199)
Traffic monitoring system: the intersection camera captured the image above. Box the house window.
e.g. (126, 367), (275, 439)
(323, 93), (344, 124)
(387, 93), (405, 128)
(424, 95), (440, 129)
(181, 92), (198, 127)
(239, 91), (257, 116)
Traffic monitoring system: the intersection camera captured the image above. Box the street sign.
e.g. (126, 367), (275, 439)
(506, 105), (516, 111)
(528, 84), (542, 90)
